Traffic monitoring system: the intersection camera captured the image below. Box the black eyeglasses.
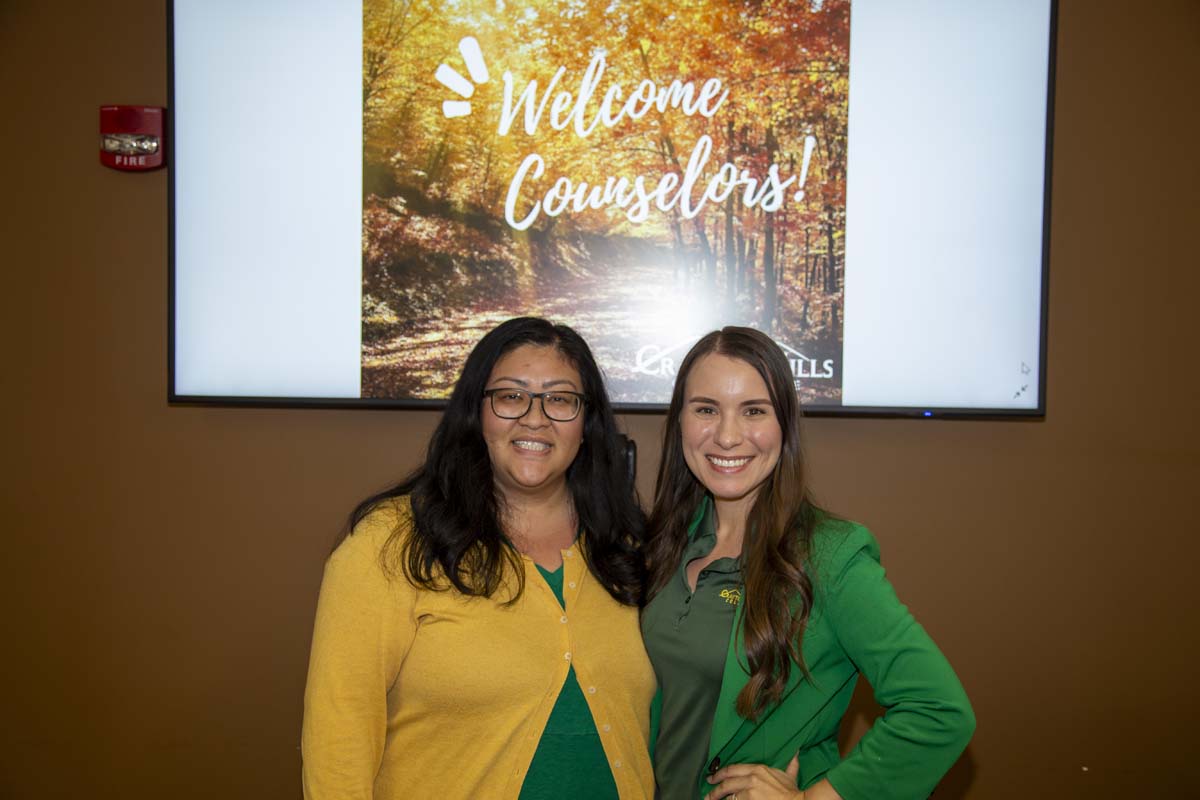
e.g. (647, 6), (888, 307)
(483, 388), (585, 422)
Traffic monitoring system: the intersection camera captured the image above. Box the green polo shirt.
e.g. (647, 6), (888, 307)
(641, 500), (742, 800)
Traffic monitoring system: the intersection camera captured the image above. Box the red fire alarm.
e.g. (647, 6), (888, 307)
(100, 106), (165, 171)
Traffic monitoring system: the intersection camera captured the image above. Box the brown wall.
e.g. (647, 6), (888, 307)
(2, 1), (1197, 797)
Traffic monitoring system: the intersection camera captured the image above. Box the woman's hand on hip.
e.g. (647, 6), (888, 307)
(703, 753), (804, 800)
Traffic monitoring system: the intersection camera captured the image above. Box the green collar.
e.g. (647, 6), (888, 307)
(685, 495), (712, 541)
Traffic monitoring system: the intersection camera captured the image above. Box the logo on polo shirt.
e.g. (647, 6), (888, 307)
(719, 588), (742, 606)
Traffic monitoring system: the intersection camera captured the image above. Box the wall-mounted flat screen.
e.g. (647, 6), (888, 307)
(170, 0), (1054, 416)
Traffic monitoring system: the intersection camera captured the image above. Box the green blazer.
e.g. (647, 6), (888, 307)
(655, 510), (976, 800)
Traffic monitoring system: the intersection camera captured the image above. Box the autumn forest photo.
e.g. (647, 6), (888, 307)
(361, 0), (850, 404)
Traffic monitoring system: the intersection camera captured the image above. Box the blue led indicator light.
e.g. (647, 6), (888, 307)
(923, 411), (933, 417)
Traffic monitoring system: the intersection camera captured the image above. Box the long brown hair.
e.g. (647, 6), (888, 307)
(646, 326), (817, 720)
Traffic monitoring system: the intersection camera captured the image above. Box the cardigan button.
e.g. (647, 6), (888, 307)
(707, 756), (721, 774)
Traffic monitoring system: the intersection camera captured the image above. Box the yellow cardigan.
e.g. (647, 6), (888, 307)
(301, 499), (656, 799)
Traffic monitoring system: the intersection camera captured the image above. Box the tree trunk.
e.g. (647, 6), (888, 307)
(762, 127), (778, 330)
(747, 236), (758, 303)
(804, 227), (812, 288)
(725, 119), (737, 303)
(825, 220), (835, 294)
(778, 213), (788, 285)
(736, 230), (746, 294)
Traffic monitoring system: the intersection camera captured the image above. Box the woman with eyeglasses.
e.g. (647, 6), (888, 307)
(302, 317), (654, 799)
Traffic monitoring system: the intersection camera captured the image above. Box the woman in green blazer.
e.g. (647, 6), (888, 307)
(641, 328), (975, 800)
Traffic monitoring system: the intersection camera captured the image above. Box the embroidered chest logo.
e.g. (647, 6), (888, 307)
(719, 588), (742, 606)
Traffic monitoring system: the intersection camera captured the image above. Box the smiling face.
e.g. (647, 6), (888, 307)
(481, 344), (586, 502)
(680, 353), (783, 512)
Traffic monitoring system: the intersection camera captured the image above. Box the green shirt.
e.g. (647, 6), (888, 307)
(683, 509), (975, 800)
(519, 563), (619, 800)
(641, 500), (742, 800)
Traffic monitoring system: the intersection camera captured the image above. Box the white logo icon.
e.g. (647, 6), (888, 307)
(436, 36), (489, 119)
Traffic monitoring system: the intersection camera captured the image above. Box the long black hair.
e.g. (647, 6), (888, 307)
(349, 317), (646, 606)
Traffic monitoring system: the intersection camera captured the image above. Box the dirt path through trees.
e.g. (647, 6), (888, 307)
(362, 257), (726, 401)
